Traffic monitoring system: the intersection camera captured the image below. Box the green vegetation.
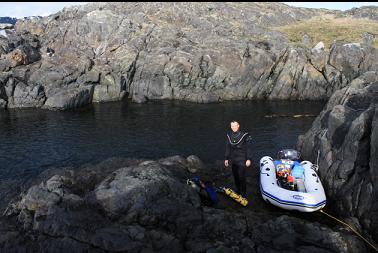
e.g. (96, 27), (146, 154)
(271, 14), (378, 48)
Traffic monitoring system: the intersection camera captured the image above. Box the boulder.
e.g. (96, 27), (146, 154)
(362, 32), (375, 47)
(329, 43), (365, 82)
(92, 74), (128, 103)
(0, 98), (6, 108)
(94, 161), (200, 221)
(302, 33), (312, 46)
(0, 156), (368, 252)
(186, 155), (205, 173)
(43, 85), (94, 110)
(2, 157), (202, 252)
(252, 215), (367, 253)
(7, 82), (46, 108)
(0, 23), (14, 29)
(6, 48), (28, 67)
(310, 42), (328, 72)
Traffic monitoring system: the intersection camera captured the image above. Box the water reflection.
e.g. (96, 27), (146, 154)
(0, 100), (325, 182)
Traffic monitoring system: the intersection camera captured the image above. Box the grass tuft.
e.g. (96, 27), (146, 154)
(270, 14), (378, 49)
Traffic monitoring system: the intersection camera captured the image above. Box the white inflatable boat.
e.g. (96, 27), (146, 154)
(259, 149), (326, 212)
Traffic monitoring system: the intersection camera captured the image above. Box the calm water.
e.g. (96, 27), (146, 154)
(0, 100), (325, 182)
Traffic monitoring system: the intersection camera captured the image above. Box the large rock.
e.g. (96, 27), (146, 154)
(0, 155), (367, 252)
(94, 160), (201, 220)
(252, 215), (367, 253)
(6, 48), (28, 67)
(329, 43), (364, 81)
(302, 34), (312, 46)
(298, 81), (378, 243)
(0, 23), (14, 29)
(310, 42), (328, 72)
(2, 2), (374, 110)
(186, 155), (205, 173)
(0, 30), (40, 73)
(343, 6), (378, 21)
(92, 74), (127, 103)
(0, 98), (6, 108)
(43, 85), (94, 110)
(2, 156), (202, 252)
(0, 2), (377, 111)
(362, 32), (375, 47)
(7, 82), (46, 108)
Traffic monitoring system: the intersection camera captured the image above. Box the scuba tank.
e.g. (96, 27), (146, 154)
(219, 187), (248, 206)
(187, 178), (200, 192)
(187, 177), (247, 206)
(187, 177), (218, 204)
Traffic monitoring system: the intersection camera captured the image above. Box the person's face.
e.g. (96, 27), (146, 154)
(230, 122), (240, 132)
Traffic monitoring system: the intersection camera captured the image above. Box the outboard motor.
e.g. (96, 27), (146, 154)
(277, 149), (301, 161)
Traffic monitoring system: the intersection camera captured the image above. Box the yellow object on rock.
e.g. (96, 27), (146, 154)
(223, 188), (248, 206)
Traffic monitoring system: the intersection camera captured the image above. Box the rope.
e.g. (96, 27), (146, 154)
(319, 209), (378, 252)
(264, 114), (316, 118)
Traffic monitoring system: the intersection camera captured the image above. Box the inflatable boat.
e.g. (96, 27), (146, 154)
(259, 149), (326, 212)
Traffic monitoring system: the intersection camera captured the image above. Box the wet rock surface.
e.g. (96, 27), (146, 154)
(0, 156), (370, 252)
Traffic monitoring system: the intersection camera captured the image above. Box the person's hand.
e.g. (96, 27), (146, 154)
(246, 160), (251, 167)
(224, 160), (229, 167)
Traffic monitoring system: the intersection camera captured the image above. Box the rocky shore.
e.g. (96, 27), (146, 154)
(1, 2), (377, 252)
(0, 155), (370, 252)
(0, 2), (377, 110)
(298, 79), (378, 245)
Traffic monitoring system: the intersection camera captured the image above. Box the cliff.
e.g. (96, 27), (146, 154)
(298, 76), (378, 244)
(1, 3), (377, 110)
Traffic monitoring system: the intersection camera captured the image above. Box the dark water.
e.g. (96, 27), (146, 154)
(0, 100), (325, 182)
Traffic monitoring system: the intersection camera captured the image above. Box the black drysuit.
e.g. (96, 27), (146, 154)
(225, 130), (253, 197)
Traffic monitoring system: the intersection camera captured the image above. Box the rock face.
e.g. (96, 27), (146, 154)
(298, 78), (378, 243)
(1, 3), (377, 110)
(343, 6), (378, 20)
(43, 85), (94, 110)
(0, 156), (368, 252)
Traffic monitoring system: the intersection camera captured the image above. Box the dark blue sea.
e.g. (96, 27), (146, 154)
(0, 100), (325, 183)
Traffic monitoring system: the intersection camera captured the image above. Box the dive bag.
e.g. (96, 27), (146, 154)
(187, 176), (218, 204)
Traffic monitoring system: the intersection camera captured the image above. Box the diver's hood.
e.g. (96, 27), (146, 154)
(227, 130), (248, 145)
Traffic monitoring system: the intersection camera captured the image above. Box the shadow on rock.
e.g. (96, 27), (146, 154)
(0, 155), (370, 252)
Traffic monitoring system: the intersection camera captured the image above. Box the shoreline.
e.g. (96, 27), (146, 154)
(1, 155), (373, 252)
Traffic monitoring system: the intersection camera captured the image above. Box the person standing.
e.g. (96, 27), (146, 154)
(224, 120), (253, 198)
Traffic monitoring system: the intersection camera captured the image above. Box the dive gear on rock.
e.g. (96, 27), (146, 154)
(217, 187), (248, 206)
(187, 176), (218, 204)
